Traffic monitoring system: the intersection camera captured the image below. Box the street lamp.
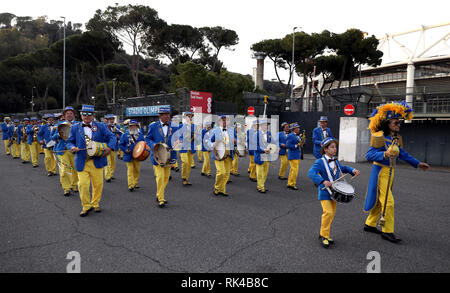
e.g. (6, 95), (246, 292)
(61, 16), (66, 109)
(31, 86), (36, 112)
(91, 96), (95, 107)
(112, 78), (117, 105)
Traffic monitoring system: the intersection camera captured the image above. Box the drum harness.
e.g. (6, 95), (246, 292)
(321, 157), (342, 196)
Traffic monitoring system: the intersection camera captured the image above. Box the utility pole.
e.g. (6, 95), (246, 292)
(61, 16), (66, 109)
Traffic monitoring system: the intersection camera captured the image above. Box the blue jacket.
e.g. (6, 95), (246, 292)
(364, 134), (420, 211)
(278, 131), (289, 156)
(178, 123), (197, 154)
(312, 127), (333, 159)
(1, 122), (11, 140)
(51, 120), (77, 153)
(145, 121), (177, 166)
(201, 128), (212, 152)
(105, 123), (122, 151)
(26, 124), (41, 145)
(208, 127), (235, 160)
(38, 124), (57, 148)
(254, 130), (273, 165)
(308, 157), (355, 200)
(286, 133), (301, 160)
(119, 131), (144, 162)
(247, 128), (256, 156)
(66, 121), (116, 172)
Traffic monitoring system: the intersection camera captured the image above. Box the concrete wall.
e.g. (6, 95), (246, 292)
(338, 117), (370, 163)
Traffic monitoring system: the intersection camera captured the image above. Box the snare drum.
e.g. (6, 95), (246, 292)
(213, 141), (227, 161)
(152, 142), (170, 165)
(46, 140), (56, 150)
(132, 141), (150, 161)
(236, 142), (247, 157)
(330, 181), (355, 203)
(87, 141), (107, 157)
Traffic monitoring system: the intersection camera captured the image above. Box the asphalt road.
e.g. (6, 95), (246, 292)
(0, 151), (449, 273)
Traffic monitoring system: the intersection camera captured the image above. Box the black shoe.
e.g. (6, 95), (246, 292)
(79, 207), (93, 217)
(33, 165), (38, 168)
(287, 185), (298, 190)
(94, 207), (102, 213)
(201, 172), (206, 176)
(319, 235), (330, 248)
(22, 161), (28, 164)
(134, 185), (140, 189)
(257, 189), (266, 193)
(219, 192), (229, 197)
(158, 202), (166, 208)
(64, 191), (71, 197)
(278, 176), (287, 180)
(191, 166), (195, 169)
(72, 189), (78, 193)
(156, 198), (168, 204)
(207, 174), (211, 177)
(111, 176), (116, 180)
(249, 178), (257, 182)
(232, 173), (240, 177)
(106, 179), (111, 183)
(13, 157), (18, 159)
(129, 188), (134, 192)
(173, 167), (179, 172)
(213, 190), (220, 196)
(183, 180), (192, 186)
(227, 180), (232, 184)
(47, 173), (53, 177)
(381, 232), (402, 243)
(364, 224), (381, 234)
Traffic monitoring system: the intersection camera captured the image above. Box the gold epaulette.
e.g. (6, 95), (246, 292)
(370, 131), (385, 148)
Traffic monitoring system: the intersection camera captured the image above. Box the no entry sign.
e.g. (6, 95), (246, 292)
(344, 104), (355, 116)
(247, 106), (255, 116)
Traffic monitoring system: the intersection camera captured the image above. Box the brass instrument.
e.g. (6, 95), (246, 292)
(32, 125), (39, 142)
(297, 130), (306, 147)
(8, 127), (18, 147)
(21, 126), (27, 143)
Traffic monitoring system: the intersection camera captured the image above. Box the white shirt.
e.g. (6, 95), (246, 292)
(220, 126), (229, 144)
(83, 123), (92, 139)
(160, 120), (168, 137)
(324, 154), (336, 174)
(322, 128), (328, 139)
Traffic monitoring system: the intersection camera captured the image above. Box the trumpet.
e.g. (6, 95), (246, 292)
(22, 126), (27, 143)
(297, 130), (306, 147)
(32, 126), (39, 141)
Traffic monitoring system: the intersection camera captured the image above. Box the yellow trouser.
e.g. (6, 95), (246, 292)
(287, 159), (300, 187)
(320, 200), (337, 239)
(154, 165), (171, 203)
(30, 141), (40, 166)
(202, 151), (211, 175)
(256, 161), (270, 191)
(231, 155), (239, 174)
(3, 139), (10, 155)
(118, 149), (123, 159)
(44, 148), (57, 174)
(365, 167), (396, 233)
(77, 159), (103, 212)
(104, 151), (117, 180)
(58, 152), (78, 192)
(279, 155), (289, 178)
(181, 151), (194, 180)
(248, 155), (256, 179)
(214, 157), (232, 193)
(21, 142), (30, 162)
(126, 160), (141, 189)
(11, 141), (20, 158)
(197, 149), (203, 162)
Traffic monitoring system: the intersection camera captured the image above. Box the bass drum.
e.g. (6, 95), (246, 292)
(133, 141), (151, 161)
(330, 181), (355, 203)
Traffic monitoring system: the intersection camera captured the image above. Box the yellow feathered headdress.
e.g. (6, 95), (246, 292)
(368, 101), (414, 133)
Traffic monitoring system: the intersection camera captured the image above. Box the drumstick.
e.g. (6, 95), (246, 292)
(53, 148), (89, 153)
(321, 173), (349, 190)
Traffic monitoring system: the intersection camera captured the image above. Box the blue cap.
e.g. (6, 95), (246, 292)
(219, 114), (227, 119)
(290, 122), (300, 130)
(320, 137), (338, 154)
(258, 118), (268, 124)
(128, 119), (138, 126)
(31, 117), (38, 121)
(47, 113), (55, 118)
(81, 104), (95, 113)
(23, 118), (29, 121)
(105, 114), (115, 119)
(184, 111), (194, 116)
(158, 106), (171, 114)
(14, 119), (19, 123)
(63, 106), (76, 114)
(319, 116), (328, 122)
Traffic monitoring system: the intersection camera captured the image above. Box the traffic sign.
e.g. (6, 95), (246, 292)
(247, 106), (255, 116)
(344, 104), (355, 116)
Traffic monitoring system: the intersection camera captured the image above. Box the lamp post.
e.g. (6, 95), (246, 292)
(112, 78), (117, 105)
(92, 96), (95, 107)
(31, 87), (36, 112)
(61, 16), (66, 109)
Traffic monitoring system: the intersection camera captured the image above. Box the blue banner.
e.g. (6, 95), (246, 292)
(125, 105), (170, 117)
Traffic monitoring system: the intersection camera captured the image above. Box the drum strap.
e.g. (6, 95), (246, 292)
(321, 157), (343, 195)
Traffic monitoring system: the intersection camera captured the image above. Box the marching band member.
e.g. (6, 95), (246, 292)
(278, 122), (290, 180)
(2, 117), (12, 156)
(247, 120), (257, 182)
(53, 107), (79, 196)
(9, 119), (21, 159)
(145, 106), (176, 208)
(209, 115), (235, 196)
(38, 114), (57, 176)
(26, 117), (41, 168)
(201, 122), (212, 177)
(104, 114), (120, 183)
(255, 119), (272, 193)
(38, 120), (45, 154)
(285, 123), (302, 190)
(230, 123), (240, 176)
(19, 118), (31, 164)
(179, 112), (197, 186)
(312, 116), (333, 159)
(66, 105), (116, 217)
(308, 137), (360, 248)
(363, 102), (430, 243)
(119, 120), (144, 192)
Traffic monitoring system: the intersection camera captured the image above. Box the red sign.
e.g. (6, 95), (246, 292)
(344, 104), (355, 116)
(247, 106), (255, 116)
(190, 91), (212, 114)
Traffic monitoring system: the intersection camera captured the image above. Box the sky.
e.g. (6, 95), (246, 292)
(3, 0), (450, 84)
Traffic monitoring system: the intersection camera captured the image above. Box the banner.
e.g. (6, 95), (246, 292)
(125, 105), (170, 117)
